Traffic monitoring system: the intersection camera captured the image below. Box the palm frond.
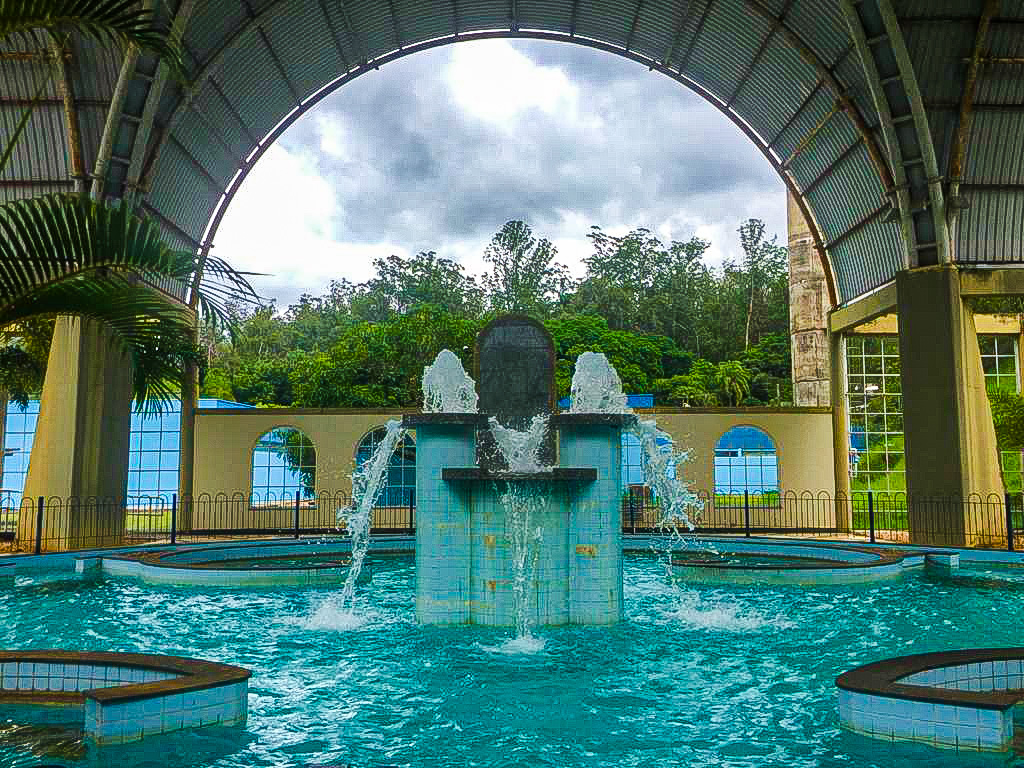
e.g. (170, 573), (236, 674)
(0, 273), (197, 408)
(0, 194), (260, 409)
(0, 0), (184, 75)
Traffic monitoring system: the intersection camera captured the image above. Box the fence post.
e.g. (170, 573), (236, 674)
(34, 496), (44, 555)
(630, 491), (637, 535)
(170, 494), (177, 545)
(409, 488), (415, 534)
(744, 490), (751, 538)
(294, 491), (301, 539)
(1006, 493), (1015, 552)
(868, 490), (876, 544)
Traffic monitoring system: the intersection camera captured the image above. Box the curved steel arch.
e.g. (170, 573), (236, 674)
(163, 30), (845, 305)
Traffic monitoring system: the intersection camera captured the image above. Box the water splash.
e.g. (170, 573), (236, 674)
(499, 482), (546, 641)
(334, 419), (406, 615)
(569, 351), (630, 414)
(669, 591), (795, 633)
(488, 415), (550, 473)
(422, 349), (478, 413)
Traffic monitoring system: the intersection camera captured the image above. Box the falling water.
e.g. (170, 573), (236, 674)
(423, 349), (478, 413)
(334, 419), (406, 614)
(488, 414), (550, 473)
(499, 482), (546, 645)
(568, 352), (707, 592)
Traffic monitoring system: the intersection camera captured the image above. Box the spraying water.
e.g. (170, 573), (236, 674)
(569, 351), (630, 414)
(488, 414), (550, 473)
(333, 419), (406, 615)
(423, 349), (478, 413)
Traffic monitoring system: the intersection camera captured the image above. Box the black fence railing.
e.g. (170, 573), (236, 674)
(621, 487), (1024, 551)
(0, 489), (417, 554)
(2, 486), (1022, 555)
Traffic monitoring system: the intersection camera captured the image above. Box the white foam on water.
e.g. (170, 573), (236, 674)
(302, 599), (368, 632)
(669, 592), (795, 633)
(479, 634), (547, 655)
(422, 349), (478, 413)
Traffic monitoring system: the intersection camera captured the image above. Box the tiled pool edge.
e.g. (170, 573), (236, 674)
(836, 648), (1024, 751)
(0, 650), (250, 745)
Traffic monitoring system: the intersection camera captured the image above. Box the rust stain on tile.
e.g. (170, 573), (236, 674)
(575, 545), (597, 556)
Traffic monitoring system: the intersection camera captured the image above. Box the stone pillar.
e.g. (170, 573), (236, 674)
(787, 192), (831, 406)
(18, 317), (133, 551)
(896, 266), (1006, 547)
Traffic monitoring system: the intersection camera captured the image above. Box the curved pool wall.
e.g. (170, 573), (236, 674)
(93, 538), (414, 587)
(837, 648), (1024, 751)
(0, 650), (249, 746)
(662, 540), (935, 585)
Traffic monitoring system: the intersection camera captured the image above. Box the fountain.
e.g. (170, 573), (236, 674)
(404, 315), (637, 626)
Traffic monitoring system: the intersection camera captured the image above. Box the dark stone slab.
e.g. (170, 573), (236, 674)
(442, 467), (597, 484)
(402, 413), (490, 428)
(474, 315), (556, 469)
(550, 413), (638, 428)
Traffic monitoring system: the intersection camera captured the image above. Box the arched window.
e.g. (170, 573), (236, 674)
(714, 426), (778, 494)
(251, 427), (316, 500)
(355, 428), (416, 507)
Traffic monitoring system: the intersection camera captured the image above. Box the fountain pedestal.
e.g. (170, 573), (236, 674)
(404, 413), (631, 627)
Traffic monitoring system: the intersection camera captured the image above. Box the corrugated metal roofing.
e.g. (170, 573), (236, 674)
(3, 2), (1023, 305)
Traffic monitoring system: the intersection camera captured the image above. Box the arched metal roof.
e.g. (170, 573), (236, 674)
(2, 0), (1023, 305)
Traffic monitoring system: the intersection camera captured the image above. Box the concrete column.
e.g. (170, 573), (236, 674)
(896, 266), (1005, 547)
(829, 332), (852, 530)
(18, 317), (133, 551)
(177, 360), (198, 532)
(787, 193), (831, 407)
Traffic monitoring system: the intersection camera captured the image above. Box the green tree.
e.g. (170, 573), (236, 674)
(715, 360), (753, 406)
(360, 252), (484, 319)
(735, 219), (789, 350)
(482, 220), (573, 314)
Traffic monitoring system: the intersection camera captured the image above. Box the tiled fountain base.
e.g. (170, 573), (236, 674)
(0, 650), (250, 745)
(837, 648), (1024, 751)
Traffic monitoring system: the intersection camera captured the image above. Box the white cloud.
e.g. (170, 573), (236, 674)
(446, 40), (581, 126)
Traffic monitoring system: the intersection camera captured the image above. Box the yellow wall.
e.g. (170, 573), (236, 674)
(192, 406), (836, 497)
(640, 407), (835, 494)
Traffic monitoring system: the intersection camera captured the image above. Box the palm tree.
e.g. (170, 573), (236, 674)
(0, 194), (257, 405)
(715, 360), (752, 407)
(0, 0), (256, 408)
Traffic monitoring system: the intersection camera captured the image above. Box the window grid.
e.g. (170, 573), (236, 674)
(980, 334), (1023, 493)
(355, 428), (415, 508)
(251, 428), (317, 501)
(713, 427), (778, 495)
(1, 401), (39, 501)
(127, 403), (181, 503)
(846, 335), (905, 494)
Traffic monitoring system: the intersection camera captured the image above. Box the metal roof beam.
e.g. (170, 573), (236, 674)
(824, 202), (890, 252)
(139, 200), (202, 249)
(510, 0), (519, 32)
(794, 137), (862, 199)
(568, 0), (579, 36)
(625, 0), (644, 53)
(781, 99), (842, 170)
(388, 0), (405, 47)
(256, 26), (300, 105)
(767, 81), (823, 149)
(166, 134), (224, 194)
(677, 0), (713, 73)
(948, 0), (1000, 225)
(727, 0), (793, 107)
(338, 0), (371, 64)
(660, 1), (691, 68)
(318, 0), (352, 71)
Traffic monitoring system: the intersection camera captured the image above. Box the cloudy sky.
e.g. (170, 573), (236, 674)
(215, 39), (786, 307)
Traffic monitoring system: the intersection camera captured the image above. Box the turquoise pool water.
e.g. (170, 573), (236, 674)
(1, 553), (1023, 767)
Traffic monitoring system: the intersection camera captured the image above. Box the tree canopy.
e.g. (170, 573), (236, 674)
(196, 217), (791, 409)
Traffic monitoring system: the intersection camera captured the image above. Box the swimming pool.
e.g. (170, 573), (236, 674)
(1, 553), (1022, 767)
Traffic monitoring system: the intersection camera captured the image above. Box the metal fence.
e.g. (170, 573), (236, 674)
(2, 486), (1023, 555)
(0, 489), (417, 554)
(621, 487), (1024, 551)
